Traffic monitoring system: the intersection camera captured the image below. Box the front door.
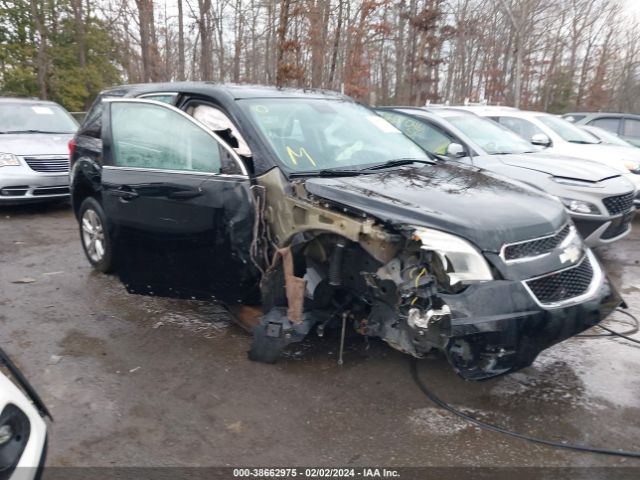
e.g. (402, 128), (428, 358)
(101, 99), (258, 303)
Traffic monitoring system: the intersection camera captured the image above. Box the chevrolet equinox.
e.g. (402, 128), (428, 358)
(69, 83), (621, 380)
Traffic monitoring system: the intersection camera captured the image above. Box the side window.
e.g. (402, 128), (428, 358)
(622, 119), (640, 137)
(497, 116), (543, 141)
(139, 93), (178, 105)
(590, 117), (620, 133)
(80, 100), (104, 138)
(110, 102), (230, 174)
(191, 104), (252, 157)
(379, 111), (453, 155)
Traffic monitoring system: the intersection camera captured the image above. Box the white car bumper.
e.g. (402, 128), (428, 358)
(0, 374), (47, 480)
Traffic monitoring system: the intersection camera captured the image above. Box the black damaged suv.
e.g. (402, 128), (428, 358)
(69, 83), (621, 380)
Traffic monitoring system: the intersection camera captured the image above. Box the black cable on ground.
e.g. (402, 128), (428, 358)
(577, 307), (639, 338)
(599, 325), (640, 345)
(410, 359), (640, 458)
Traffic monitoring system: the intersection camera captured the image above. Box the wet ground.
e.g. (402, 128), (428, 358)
(0, 202), (639, 468)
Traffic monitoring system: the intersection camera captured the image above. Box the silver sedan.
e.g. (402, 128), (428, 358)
(0, 98), (77, 204)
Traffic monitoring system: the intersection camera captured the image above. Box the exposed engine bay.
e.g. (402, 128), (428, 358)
(245, 168), (609, 381)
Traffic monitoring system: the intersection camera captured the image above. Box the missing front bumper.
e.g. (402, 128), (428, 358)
(435, 267), (620, 380)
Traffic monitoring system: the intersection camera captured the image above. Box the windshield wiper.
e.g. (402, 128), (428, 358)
(288, 158), (436, 178)
(568, 140), (597, 144)
(360, 158), (436, 171)
(288, 169), (366, 178)
(0, 129), (71, 134)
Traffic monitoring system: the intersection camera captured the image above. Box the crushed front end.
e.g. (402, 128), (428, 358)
(248, 169), (621, 380)
(346, 223), (619, 380)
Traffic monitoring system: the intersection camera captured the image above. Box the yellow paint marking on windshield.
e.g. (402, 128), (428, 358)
(286, 146), (317, 167)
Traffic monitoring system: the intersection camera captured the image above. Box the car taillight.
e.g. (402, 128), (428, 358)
(68, 138), (76, 158)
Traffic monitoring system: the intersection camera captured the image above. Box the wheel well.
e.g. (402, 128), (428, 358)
(72, 175), (100, 219)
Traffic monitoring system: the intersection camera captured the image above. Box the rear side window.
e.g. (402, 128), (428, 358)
(110, 102), (222, 173)
(623, 119), (640, 137)
(138, 93), (178, 105)
(79, 101), (103, 138)
(590, 117), (620, 133)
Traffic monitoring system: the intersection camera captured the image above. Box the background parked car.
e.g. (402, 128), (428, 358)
(563, 112), (640, 147)
(579, 125), (636, 147)
(378, 107), (636, 247)
(459, 106), (640, 208)
(0, 97), (77, 204)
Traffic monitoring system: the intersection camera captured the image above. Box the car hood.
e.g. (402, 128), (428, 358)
(0, 133), (73, 156)
(554, 143), (640, 170)
(497, 152), (621, 182)
(304, 164), (567, 252)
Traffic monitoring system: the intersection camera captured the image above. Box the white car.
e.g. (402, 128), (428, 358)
(458, 106), (640, 207)
(0, 348), (49, 479)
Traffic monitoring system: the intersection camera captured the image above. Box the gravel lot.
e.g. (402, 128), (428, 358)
(1, 202), (639, 469)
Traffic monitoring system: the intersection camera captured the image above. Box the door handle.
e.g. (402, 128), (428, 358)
(110, 186), (139, 201)
(167, 189), (203, 200)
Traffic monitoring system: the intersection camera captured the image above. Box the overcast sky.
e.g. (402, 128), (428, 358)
(623, 0), (640, 15)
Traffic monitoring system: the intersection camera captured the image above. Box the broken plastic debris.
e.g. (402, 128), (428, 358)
(12, 277), (36, 284)
(48, 355), (63, 365)
(129, 366), (141, 373)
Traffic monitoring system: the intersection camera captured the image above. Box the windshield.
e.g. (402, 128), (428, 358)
(0, 102), (78, 134)
(446, 115), (536, 154)
(240, 99), (430, 172)
(536, 115), (599, 144)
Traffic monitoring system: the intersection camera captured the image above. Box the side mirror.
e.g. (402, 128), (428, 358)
(446, 143), (466, 158)
(531, 133), (552, 147)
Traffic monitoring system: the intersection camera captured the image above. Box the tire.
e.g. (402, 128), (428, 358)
(78, 197), (114, 273)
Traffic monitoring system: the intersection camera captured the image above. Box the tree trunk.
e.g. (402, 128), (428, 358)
(177, 0), (185, 80)
(29, 0), (48, 99)
(276, 0), (291, 87)
(329, 0), (344, 89)
(198, 0), (213, 81)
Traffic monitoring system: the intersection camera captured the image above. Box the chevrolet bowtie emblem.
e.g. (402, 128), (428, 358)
(559, 245), (582, 264)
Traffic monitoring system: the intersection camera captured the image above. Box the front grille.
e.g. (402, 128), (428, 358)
(23, 157), (69, 173)
(603, 192), (635, 215)
(503, 224), (571, 261)
(525, 255), (593, 305)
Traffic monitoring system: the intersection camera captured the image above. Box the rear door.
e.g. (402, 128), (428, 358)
(101, 98), (258, 303)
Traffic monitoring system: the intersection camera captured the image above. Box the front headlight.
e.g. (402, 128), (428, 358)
(0, 404), (31, 470)
(623, 161), (640, 174)
(560, 197), (600, 215)
(0, 153), (20, 167)
(413, 228), (493, 285)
